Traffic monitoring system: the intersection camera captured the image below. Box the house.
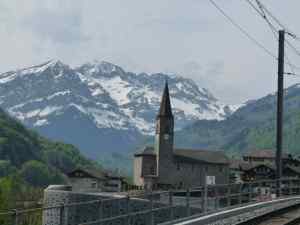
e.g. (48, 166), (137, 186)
(133, 82), (230, 190)
(243, 149), (298, 165)
(230, 149), (300, 183)
(67, 168), (124, 192)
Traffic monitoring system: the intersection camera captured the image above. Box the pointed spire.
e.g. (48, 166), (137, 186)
(158, 81), (173, 117)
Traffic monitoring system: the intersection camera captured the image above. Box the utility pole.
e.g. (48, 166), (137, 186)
(276, 30), (285, 196)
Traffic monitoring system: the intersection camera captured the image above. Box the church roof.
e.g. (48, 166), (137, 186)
(134, 147), (229, 164)
(157, 82), (173, 117)
(174, 149), (229, 165)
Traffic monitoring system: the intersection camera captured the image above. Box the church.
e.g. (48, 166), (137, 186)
(133, 82), (230, 189)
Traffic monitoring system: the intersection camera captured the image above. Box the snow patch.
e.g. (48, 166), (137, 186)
(46, 90), (71, 100)
(34, 119), (49, 126)
(39, 106), (63, 117)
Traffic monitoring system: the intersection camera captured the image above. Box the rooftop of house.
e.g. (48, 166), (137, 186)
(134, 146), (229, 165)
(230, 159), (300, 175)
(67, 167), (124, 180)
(243, 149), (291, 159)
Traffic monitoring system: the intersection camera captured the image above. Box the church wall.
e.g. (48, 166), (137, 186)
(167, 161), (229, 188)
(172, 162), (203, 188)
(133, 157), (144, 186)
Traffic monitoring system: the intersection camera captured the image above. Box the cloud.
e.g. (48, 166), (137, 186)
(22, 6), (88, 44)
(0, 0), (300, 104)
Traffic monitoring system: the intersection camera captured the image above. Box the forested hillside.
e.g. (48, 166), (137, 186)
(175, 84), (300, 156)
(0, 107), (98, 210)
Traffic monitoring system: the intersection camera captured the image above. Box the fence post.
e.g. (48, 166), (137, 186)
(126, 195), (130, 225)
(186, 189), (191, 217)
(204, 185), (208, 213)
(98, 200), (102, 224)
(215, 186), (219, 210)
(59, 204), (65, 225)
(169, 190), (174, 221)
(150, 191), (154, 225)
(248, 183), (252, 203)
(13, 209), (19, 225)
(227, 184), (231, 207)
(277, 179), (282, 197)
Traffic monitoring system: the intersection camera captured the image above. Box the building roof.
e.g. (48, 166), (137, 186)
(157, 82), (173, 117)
(243, 149), (290, 159)
(67, 167), (124, 180)
(285, 165), (300, 175)
(134, 146), (156, 157)
(174, 148), (229, 165)
(67, 168), (106, 180)
(230, 159), (249, 170)
(134, 146), (229, 165)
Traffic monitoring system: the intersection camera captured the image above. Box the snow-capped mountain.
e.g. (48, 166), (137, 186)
(0, 60), (240, 158)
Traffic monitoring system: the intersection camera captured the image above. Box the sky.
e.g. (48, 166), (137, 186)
(0, 0), (300, 104)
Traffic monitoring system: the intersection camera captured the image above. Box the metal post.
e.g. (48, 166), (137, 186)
(215, 186), (219, 210)
(150, 191), (154, 225)
(238, 184), (242, 206)
(169, 190), (174, 220)
(204, 185), (208, 213)
(14, 210), (19, 225)
(186, 189), (191, 217)
(276, 29), (285, 197)
(227, 185), (231, 207)
(126, 195), (130, 225)
(248, 183), (252, 203)
(256, 181), (261, 202)
(59, 205), (65, 225)
(98, 200), (102, 224)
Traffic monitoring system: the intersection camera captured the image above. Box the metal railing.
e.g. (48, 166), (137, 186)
(1, 178), (300, 225)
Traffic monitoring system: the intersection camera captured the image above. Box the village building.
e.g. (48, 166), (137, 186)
(133, 82), (230, 189)
(230, 149), (300, 183)
(67, 168), (124, 192)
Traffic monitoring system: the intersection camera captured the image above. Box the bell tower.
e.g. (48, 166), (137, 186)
(155, 81), (174, 184)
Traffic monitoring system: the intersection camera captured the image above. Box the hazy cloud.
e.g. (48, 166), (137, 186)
(0, 0), (300, 104)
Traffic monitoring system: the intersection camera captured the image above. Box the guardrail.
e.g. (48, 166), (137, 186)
(1, 178), (300, 225)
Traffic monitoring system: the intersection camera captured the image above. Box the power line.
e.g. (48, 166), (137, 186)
(286, 40), (300, 58)
(209, 0), (277, 60)
(244, 0), (300, 73)
(249, 0), (300, 59)
(285, 72), (300, 77)
(210, 0), (300, 76)
(253, 0), (297, 39)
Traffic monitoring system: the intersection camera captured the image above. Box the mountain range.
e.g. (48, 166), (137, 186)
(0, 60), (238, 163)
(176, 83), (300, 157)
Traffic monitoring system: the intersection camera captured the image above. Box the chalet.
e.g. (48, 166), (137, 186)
(230, 149), (300, 183)
(243, 149), (298, 165)
(67, 168), (124, 192)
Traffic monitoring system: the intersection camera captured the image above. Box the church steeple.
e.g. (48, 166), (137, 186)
(158, 81), (173, 118)
(155, 81), (174, 184)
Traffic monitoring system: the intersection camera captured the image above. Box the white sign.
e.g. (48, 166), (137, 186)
(206, 176), (215, 185)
